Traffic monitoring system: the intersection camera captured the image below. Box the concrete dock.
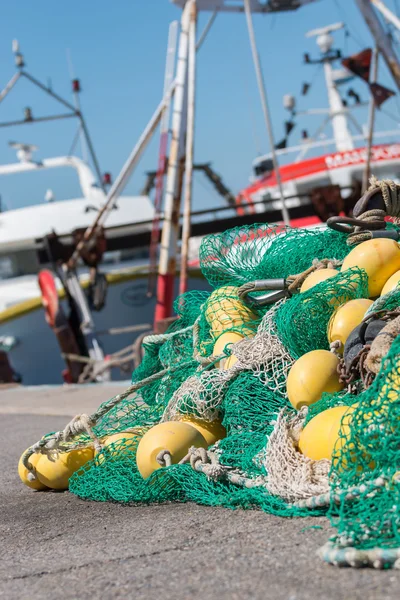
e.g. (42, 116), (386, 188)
(1, 384), (399, 599)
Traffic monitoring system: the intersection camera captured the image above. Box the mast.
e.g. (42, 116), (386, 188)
(154, 0), (192, 324)
(243, 0), (289, 224)
(355, 0), (400, 90)
(306, 23), (354, 153)
(179, 1), (198, 295)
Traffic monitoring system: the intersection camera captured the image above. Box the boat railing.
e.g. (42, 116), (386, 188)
(253, 128), (400, 168)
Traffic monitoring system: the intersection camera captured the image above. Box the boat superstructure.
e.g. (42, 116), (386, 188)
(238, 20), (400, 223)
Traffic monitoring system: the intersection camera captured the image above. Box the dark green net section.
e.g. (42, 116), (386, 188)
(199, 223), (350, 288)
(66, 222), (400, 554)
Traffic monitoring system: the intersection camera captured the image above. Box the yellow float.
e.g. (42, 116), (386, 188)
(35, 447), (94, 490)
(136, 421), (208, 479)
(287, 349), (344, 410)
(300, 268), (338, 293)
(380, 269), (400, 296)
(212, 331), (244, 368)
(95, 429), (145, 463)
(298, 405), (355, 461)
(204, 285), (257, 338)
(341, 238), (400, 297)
(327, 298), (373, 353)
(18, 449), (49, 491)
(177, 415), (226, 446)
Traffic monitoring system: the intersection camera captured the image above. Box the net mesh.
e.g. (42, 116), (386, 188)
(29, 221), (400, 566)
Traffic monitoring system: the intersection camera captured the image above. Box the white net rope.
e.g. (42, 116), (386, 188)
(162, 300), (295, 421)
(261, 407), (330, 502)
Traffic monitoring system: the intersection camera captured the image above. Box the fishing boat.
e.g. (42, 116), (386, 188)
(1, 0), (400, 385)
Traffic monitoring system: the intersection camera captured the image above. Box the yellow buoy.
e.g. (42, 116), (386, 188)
(341, 238), (400, 297)
(327, 298), (373, 353)
(381, 269), (400, 296)
(136, 421), (208, 479)
(96, 429), (146, 462)
(18, 449), (49, 491)
(300, 268), (338, 293)
(204, 285), (257, 337)
(287, 349), (344, 410)
(213, 331), (244, 368)
(35, 447), (94, 490)
(298, 405), (355, 461)
(177, 415), (226, 446)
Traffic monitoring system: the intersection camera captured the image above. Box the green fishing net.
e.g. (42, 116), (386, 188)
(328, 335), (400, 552)
(32, 221), (399, 567)
(199, 223), (350, 288)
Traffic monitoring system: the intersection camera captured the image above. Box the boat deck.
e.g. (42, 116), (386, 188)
(1, 384), (399, 599)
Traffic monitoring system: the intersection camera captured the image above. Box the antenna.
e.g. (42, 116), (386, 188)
(0, 44), (105, 192)
(8, 141), (39, 162)
(306, 22), (344, 54)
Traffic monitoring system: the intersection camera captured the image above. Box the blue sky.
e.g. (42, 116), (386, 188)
(0, 0), (399, 212)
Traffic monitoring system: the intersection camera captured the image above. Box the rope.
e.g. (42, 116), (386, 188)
(142, 324), (194, 346)
(286, 258), (342, 293)
(318, 541), (400, 569)
(293, 475), (387, 509)
(22, 356), (200, 479)
(156, 450), (172, 467)
(347, 177), (400, 247)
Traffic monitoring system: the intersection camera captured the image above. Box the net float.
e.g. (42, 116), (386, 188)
(35, 447), (94, 490)
(298, 405), (355, 461)
(136, 421), (208, 479)
(96, 429), (146, 462)
(327, 298), (374, 353)
(300, 268), (338, 293)
(341, 238), (400, 297)
(205, 285), (257, 338)
(287, 349), (344, 410)
(380, 269), (400, 296)
(177, 415), (226, 446)
(212, 330), (251, 369)
(18, 449), (49, 491)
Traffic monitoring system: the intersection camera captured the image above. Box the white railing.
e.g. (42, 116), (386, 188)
(253, 129), (400, 168)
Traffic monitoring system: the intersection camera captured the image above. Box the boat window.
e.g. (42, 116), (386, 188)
(0, 250), (40, 279)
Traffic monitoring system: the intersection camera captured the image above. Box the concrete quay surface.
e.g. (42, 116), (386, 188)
(0, 383), (399, 599)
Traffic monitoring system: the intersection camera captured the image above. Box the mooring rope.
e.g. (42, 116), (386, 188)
(347, 177), (400, 247)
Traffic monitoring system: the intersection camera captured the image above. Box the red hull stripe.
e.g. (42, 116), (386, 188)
(240, 143), (400, 198)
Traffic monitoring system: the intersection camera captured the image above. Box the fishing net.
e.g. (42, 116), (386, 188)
(23, 221), (400, 569)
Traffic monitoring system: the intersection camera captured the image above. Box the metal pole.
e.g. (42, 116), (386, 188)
(196, 8), (217, 51)
(67, 49), (89, 164)
(243, 0), (290, 225)
(0, 72), (21, 105)
(180, 0), (197, 296)
(371, 0), (400, 31)
(21, 71), (76, 111)
(355, 0), (400, 90)
(155, 1), (192, 324)
(78, 115), (107, 193)
(148, 20), (178, 297)
(68, 82), (175, 268)
(0, 113), (76, 128)
(363, 47), (379, 193)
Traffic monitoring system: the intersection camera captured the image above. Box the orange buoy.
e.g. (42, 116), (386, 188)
(287, 350), (344, 410)
(341, 238), (400, 297)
